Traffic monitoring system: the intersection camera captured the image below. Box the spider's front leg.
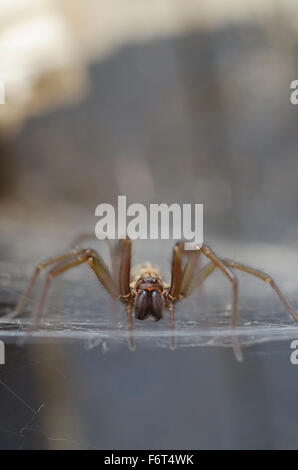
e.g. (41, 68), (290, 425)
(118, 238), (135, 351)
(167, 243), (201, 349)
(167, 243), (183, 350)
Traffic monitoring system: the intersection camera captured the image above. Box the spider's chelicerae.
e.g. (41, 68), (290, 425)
(9, 235), (298, 350)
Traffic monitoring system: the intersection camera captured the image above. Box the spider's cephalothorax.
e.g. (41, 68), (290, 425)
(133, 272), (164, 321)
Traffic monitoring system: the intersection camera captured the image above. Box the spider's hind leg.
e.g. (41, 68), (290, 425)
(221, 259), (298, 324)
(33, 248), (119, 324)
(190, 245), (242, 362)
(5, 249), (85, 320)
(201, 245), (239, 328)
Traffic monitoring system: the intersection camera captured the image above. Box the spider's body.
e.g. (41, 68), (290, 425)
(9, 235), (298, 352)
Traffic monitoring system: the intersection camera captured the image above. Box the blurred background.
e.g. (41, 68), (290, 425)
(1, 0), (298, 450)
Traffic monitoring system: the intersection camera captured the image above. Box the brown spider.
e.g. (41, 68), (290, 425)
(7, 235), (298, 351)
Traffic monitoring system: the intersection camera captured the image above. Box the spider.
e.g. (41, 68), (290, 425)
(7, 235), (298, 351)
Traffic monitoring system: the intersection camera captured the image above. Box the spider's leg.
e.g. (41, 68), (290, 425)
(168, 243), (202, 349)
(221, 259), (298, 323)
(118, 238), (136, 350)
(71, 232), (115, 276)
(169, 243), (207, 298)
(73, 236), (127, 288)
(180, 251), (201, 297)
(168, 302), (176, 350)
(110, 240), (122, 287)
(71, 233), (96, 248)
(71, 233), (113, 252)
(34, 249), (119, 324)
(34, 256), (87, 324)
(119, 238), (132, 299)
(201, 245), (238, 327)
(125, 302), (135, 351)
(5, 250), (85, 320)
(167, 242), (186, 350)
(168, 242), (184, 301)
(172, 247), (241, 361)
(200, 245), (242, 362)
(182, 261), (217, 297)
(86, 249), (120, 298)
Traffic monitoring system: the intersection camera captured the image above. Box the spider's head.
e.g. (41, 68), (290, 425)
(134, 273), (164, 321)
